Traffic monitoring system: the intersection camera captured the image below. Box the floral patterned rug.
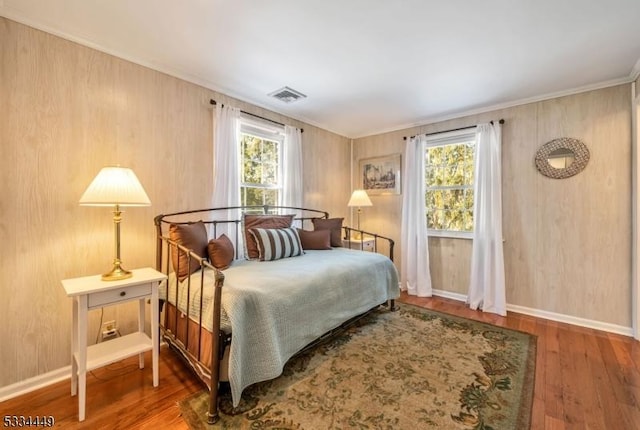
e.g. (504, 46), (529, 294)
(179, 303), (536, 429)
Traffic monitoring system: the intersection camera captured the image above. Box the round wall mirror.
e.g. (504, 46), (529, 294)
(535, 137), (589, 179)
(547, 148), (575, 169)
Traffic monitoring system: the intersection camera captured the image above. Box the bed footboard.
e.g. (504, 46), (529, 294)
(155, 234), (226, 424)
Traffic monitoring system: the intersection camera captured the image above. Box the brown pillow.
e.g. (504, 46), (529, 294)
(169, 221), (208, 281)
(207, 234), (234, 270)
(312, 217), (344, 247)
(297, 228), (332, 250)
(243, 214), (295, 259)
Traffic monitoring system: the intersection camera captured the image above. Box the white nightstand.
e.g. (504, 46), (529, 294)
(343, 236), (375, 251)
(61, 267), (167, 421)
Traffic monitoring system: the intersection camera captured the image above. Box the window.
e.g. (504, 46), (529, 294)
(425, 129), (476, 238)
(240, 119), (284, 207)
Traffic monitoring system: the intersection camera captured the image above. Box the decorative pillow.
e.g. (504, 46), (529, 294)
(169, 221), (208, 281)
(243, 214), (295, 259)
(249, 227), (303, 261)
(297, 228), (332, 250)
(312, 217), (344, 247)
(207, 234), (234, 270)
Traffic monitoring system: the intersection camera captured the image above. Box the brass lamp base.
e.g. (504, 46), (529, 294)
(101, 206), (132, 281)
(102, 262), (132, 281)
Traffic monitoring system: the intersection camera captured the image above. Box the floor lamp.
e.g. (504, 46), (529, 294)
(348, 189), (372, 239)
(79, 166), (151, 281)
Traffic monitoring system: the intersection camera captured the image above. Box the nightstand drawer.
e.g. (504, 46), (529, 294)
(88, 283), (151, 308)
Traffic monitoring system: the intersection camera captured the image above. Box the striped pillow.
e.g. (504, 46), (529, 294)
(249, 227), (304, 261)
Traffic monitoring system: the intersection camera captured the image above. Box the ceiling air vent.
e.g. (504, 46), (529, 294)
(268, 86), (307, 103)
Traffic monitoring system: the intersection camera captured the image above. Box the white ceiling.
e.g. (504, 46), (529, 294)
(3, 0), (640, 138)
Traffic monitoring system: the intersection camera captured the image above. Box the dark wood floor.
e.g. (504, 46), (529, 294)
(1, 293), (639, 429)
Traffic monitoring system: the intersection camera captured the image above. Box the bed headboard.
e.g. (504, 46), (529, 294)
(154, 205), (330, 269)
(154, 205), (395, 276)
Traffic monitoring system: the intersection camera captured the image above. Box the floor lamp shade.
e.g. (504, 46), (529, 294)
(347, 190), (373, 208)
(80, 166), (151, 280)
(348, 189), (373, 233)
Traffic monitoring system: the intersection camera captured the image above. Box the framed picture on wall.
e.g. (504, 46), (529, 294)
(359, 154), (401, 195)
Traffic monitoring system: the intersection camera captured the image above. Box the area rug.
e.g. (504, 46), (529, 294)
(179, 303), (536, 429)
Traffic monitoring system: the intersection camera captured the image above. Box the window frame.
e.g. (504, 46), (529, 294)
(425, 128), (477, 240)
(239, 117), (285, 207)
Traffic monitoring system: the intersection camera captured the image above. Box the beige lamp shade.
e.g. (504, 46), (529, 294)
(348, 189), (372, 236)
(347, 189), (373, 208)
(79, 166), (150, 281)
(80, 166), (151, 207)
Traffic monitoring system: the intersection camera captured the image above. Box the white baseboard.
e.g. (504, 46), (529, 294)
(0, 342), (169, 402)
(432, 289), (468, 302)
(0, 366), (70, 403)
(506, 303), (633, 337)
(431, 289), (634, 337)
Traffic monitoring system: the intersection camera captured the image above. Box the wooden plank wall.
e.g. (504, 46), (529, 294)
(0, 18), (350, 387)
(353, 85), (632, 328)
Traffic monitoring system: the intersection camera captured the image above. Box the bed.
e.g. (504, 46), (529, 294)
(154, 206), (399, 424)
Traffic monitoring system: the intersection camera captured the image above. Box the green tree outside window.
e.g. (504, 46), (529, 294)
(241, 133), (280, 207)
(425, 140), (475, 233)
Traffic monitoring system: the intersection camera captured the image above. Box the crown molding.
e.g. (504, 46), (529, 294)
(0, 10), (342, 137)
(631, 57), (640, 81)
(2, 8), (637, 140)
(353, 75), (636, 139)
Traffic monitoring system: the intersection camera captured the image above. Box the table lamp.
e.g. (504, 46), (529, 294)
(79, 166), (151, 281)
(348, 189), (373, 237)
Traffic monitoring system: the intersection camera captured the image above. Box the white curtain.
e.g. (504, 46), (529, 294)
(212, 105), (241, 240)
(468, 122), (506, 316)
(401, 135), (432, 296)
(280, 125), (303, 208)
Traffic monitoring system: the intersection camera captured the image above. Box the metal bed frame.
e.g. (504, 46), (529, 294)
(154, 205), (395, 424)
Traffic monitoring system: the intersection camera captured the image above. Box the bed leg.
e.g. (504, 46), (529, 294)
(389, 299), (396, 311)
(207, 369), (220, 424)
(207, 408), (220, 425)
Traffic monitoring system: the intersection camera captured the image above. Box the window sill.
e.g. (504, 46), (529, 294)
(427, 230), (474, 240)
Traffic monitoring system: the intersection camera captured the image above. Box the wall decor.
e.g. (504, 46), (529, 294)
(360, 154), (401, 195)
(534, 137), (589, 179)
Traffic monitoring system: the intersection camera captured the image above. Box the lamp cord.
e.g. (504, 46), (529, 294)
(95, 308), (104, 344)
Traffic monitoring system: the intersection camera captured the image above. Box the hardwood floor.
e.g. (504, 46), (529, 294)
(401, 294), (640, 430)
(0, 346), (202, 429)
(1, 293), (639, 429)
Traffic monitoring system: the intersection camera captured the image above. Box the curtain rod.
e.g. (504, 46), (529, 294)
(210, 99), (303, 133)
(403, 119), (505, 141)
